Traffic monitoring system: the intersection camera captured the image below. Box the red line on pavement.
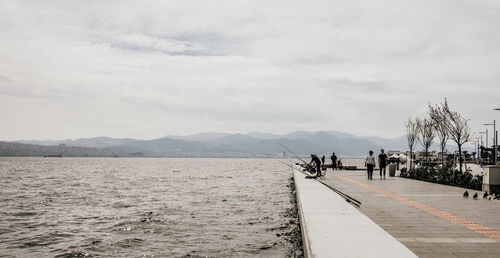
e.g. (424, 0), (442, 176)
(338, 175), (500, 242)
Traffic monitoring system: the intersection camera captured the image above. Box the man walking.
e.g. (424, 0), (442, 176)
(365, 150), (375, 180)
(331, 152), (337, 170)
(378, 149), (388, 179)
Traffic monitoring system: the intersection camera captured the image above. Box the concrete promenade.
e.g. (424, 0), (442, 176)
(293, 169), (416, 257)
(321, 169), (500, 258)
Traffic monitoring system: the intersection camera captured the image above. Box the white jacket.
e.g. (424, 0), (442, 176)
(365, 155), (375, 165)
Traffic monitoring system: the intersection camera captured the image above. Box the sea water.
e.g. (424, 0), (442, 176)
(0, 158), (301, 257)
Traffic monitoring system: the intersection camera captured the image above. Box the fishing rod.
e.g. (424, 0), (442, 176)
(279, 159), (311, 174)
(277, 141), (323, 175)
(317, 181), (361, 208)
(276, 143), (362, 208)
(274, 147), (304, 165)
(295, 167), (361, 207)
(278, 160), (299, 172)
(276, 141), (309, 164)
(276, 143), (316, 174)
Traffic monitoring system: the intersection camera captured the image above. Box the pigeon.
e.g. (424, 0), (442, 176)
(495, 194), (500, 200)
(463, 190), (469, 197)
(473, 192), (478, 199)
(483, 191), (489, 198)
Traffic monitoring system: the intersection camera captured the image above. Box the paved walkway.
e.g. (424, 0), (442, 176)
(321, 170), (500, 258)
(293, 169), (416, 257)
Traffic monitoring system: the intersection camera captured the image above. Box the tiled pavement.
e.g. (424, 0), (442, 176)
(321, 170), (500, 258)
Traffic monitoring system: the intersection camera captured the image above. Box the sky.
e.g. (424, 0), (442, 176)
(1, 0), (499, 141)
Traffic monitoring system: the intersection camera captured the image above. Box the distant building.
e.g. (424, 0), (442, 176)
(414, 151), (438, 161)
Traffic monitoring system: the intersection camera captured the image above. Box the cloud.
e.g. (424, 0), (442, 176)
(0, 0), (499, 140)
(109, 33), (203, 54)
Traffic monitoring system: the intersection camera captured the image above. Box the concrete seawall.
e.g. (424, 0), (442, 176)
(293, 168), (417, 257)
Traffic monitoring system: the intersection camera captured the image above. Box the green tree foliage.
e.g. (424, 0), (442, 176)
(400, 165), (482, 190)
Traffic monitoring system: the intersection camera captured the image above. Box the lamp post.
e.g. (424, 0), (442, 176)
(478, 131), (487, 146)
(479, 131), (487, 162)
(475, 136), (481, 163)
(486, 129), (489, 148)
(474, 139), (478, 163)
(484, 120), (496, 164)
(494, 108), (500, 164)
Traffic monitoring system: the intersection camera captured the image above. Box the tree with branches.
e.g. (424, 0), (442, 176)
(443, 109), (472, 173)
(428, 99), (450, 166)
(417, 117), (435, 166)
(406, 117), (419, 169)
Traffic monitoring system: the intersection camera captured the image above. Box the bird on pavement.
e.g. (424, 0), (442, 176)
(463, 190), (469, 197)
(483, 191), (489, 198)
(473, 192), (478, 199)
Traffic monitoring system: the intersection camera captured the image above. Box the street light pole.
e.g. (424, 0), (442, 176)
(494, 108), (500, 164)
(481, 129), (489, 149)
(485, 120), (497, 165)
(475, 136), (481, 163)
(474, 139), (478, 163)
(479, 131), (487, 163)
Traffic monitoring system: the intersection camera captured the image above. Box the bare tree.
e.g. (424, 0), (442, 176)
(443, 109), (472, 173)
(417, 117), (435, 166)
(428, 99), (449, 166)
(406, 117), (419, 169)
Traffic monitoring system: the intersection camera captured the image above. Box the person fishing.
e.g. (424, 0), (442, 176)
(310, 154), (322, 177)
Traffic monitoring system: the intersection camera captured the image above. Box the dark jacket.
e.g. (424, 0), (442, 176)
(311, 156), (321, 166)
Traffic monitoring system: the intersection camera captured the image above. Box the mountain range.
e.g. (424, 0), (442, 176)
(12, 131), (410, 157)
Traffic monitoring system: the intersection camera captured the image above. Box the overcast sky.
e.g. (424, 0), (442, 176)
(1, 0), (499, 141)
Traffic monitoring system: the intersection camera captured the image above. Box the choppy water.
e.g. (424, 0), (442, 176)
(0, 158), (300, 257)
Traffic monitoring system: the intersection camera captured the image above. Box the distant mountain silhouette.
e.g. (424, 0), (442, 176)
(16, 130), (411, 157)
(164, 132), (232, 142)
(11, 130), (475, 157)
(246, 132), (281, 139)
(0, 141), (125, 157)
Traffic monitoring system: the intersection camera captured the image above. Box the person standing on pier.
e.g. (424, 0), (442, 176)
(310, 154), (322, 177)
(321, 155), (325, 166)
(378, 149), (388, 179)
(331, 152), (338, 170)
(365, 151), (375, 180)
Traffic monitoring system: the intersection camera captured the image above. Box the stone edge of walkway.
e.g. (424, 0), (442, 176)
(293, 168), (417, 258)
